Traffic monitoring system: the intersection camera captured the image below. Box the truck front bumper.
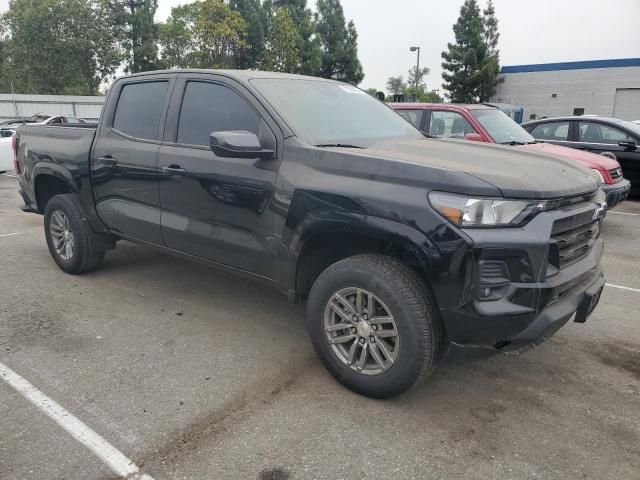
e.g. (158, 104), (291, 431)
(601, 179), (630, 209)
(437, 200), (605, 364)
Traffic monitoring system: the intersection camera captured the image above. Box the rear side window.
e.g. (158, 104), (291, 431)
(177, 81), (262, 146)
(578, 122), (634, 144)
(396, 110), (424, 129)
(530, 122), (570, 141)
(113, 81), (168, 140)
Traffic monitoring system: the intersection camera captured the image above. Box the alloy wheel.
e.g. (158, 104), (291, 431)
(323, 287), (399, 375)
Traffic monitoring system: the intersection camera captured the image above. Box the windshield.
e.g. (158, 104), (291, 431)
(471, 108), (535, 144)
(616, 119), (640, 137)
(251, 78), (422, 146)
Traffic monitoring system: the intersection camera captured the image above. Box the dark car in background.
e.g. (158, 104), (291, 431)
(391, 103), (629, 208)
(523, 116), (640, 195)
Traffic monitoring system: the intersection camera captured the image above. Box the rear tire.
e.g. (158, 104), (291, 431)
(44, 194), (106, 274)
(307, 254), (443, 399)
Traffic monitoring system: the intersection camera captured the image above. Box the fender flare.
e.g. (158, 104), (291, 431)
(283, 210), (442, 298)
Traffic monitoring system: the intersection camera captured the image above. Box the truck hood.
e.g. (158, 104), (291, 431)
(517, 142), (620, 170)
(362, 137), (599, 199)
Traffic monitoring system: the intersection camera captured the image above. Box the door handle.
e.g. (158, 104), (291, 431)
(98, 156), (117, 166)
(162, 165), (187, 176)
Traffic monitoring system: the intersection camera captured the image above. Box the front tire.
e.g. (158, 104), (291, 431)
(307, 254), (443, 398)
(44, 194), (106, 274)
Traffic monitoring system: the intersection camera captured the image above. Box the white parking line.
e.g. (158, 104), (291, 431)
(0, 232), (22, 237)
(0, 362), (154, 480)
(606, 283), (640, 294)
(608, 211), (640, 216)
(1, 173), (17, 178)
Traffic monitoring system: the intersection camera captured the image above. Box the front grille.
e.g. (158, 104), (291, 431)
(609, 168), (623, 183)
(550, 210), (600, 269)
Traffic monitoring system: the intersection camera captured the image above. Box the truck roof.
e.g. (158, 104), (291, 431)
(121, 69), (337, 83)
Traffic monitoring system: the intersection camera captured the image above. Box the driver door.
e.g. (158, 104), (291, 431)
(157, 74), (280, 278)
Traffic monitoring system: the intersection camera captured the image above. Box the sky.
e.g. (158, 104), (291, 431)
(2, 0), (639, 93)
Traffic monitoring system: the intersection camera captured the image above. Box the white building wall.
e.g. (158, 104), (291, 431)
(0, 94), (105, 121)
(491, 66), (640, 121)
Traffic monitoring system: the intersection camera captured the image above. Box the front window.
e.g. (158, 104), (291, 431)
(578, 122), (634, 144)
(429, 111), (476, 138)
(251, 79), (421, 146)
(471, 109), (535, 144)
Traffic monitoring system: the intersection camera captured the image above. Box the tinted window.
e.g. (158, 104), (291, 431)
(177, 82), (262, 146)
(396, 110), (425, 128)
(530, 122), (570, 141)
(113, 81), (168, 140)
(429, 111), (476, 138)
(578, 122), (634, 144)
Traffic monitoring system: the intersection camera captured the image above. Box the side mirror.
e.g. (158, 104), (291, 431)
(209, 131), (274, 159)
(618, 140), (637, 150)
(464, 133), (484, 142)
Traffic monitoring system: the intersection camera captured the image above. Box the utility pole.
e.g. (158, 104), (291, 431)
(410, 46), (420, 101)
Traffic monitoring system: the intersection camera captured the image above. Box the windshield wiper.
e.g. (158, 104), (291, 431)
(499, 140), (528, 145)
(315, 143), (365, 149)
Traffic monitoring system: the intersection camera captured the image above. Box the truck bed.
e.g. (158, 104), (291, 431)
(16, 124), (97, 211)
(17, 124), (96, 170)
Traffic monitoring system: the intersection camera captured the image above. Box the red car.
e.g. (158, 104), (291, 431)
(391, 103), (630, 208)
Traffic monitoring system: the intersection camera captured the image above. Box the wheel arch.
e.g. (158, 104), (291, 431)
(287, 213), (438, 302)
(32, 164), (78, 213)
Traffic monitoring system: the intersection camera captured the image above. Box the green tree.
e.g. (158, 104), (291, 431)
(2, 0), (78, 94)
(441, 0), (486, 103)
(65, 0), (126, 95)
(157, 8), (192, 69)
(315, 0), (364, 84)
(408, 66), (430, 90)
(263, 7), (300, 72)
(403, 86), (443, 103)
(441, 0), (502, 102)
(1, 0), (124, 95)
(272, 0), (321, 75)
(479, 0), (503, 100)
(483, 0), (499, 57)
(229, 0), (269, 69)
(158, 0), (247, 69)
(115, 0), (159, 73)
(386, 76), (406, 95)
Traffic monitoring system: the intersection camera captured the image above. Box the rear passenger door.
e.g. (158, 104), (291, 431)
(91, 75), (175, 244)
(157, 74), (281, 278)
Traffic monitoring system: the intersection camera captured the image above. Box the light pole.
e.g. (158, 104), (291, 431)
(410, 46), (420, 101)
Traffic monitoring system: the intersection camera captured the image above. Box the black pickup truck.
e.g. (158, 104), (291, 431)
(15, 70), (606, 398)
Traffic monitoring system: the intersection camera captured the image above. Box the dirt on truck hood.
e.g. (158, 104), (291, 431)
(364, 137), (599, 199)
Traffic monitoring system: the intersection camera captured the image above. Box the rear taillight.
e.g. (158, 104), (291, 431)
(12, 135), (20, 173)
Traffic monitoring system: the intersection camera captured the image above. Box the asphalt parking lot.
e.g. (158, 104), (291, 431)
(0, 173), (639, 480)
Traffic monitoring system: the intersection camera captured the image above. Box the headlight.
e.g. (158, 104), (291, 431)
(591, 169), (605, 184)
(428, 191), (546, 228)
